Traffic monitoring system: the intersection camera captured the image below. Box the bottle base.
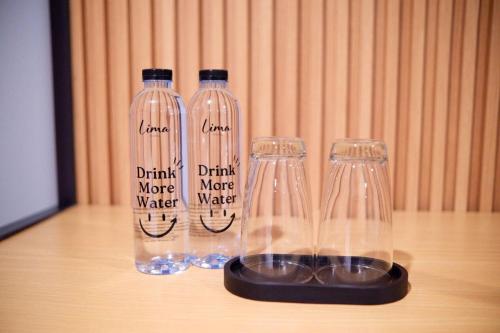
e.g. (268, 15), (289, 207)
(135, 255), (190, 275)
(191, 253), (232, 269)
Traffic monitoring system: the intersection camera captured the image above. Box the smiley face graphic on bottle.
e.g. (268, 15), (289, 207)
(139, 212), (177, 238)
(199, 209), (236, 233)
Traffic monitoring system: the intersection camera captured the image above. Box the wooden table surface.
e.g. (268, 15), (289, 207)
(0, 206), (499, 332)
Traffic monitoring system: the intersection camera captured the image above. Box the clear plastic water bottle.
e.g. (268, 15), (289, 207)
(187, 69), (242, 269)
(129, 68), (190, 275)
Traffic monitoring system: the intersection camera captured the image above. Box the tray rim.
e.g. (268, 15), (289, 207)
(223, 255), (409, 305)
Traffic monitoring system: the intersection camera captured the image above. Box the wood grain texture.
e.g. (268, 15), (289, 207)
(1, 206), (500, 332)
(69, 0), (500, 211)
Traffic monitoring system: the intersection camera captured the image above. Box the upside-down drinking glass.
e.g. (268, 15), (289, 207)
(240, 137), (314, 283)
(316, 139), (393, 284)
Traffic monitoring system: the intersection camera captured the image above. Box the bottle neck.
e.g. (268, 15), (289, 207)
(143, 80), (172, 88)
(199, 80), (227, 89)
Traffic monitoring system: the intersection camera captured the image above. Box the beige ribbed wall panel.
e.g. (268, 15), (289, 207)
(226, 0), (250, 183)
(83, 0), (111, 205)
(70, 0), (500, 212)
(431, 0), (453, 211)
(274, 0), (299, 138)
(70, 0), (89, 204)
(106, 0), (130, 205)
(419, 0), (438, 210)
(299, 0), (324, 208)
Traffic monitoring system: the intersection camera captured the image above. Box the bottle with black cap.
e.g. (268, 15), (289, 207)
(187, 69), (242, 269)
(129, 68), (190, 275)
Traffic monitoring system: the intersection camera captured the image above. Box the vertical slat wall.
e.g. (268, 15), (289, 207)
(69, 0), (500, 212)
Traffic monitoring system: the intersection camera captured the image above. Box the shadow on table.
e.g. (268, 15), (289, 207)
(394, 249), (413, 273)
(394, 249), (413, 294)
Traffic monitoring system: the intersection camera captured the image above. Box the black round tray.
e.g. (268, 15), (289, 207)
(224, 255), (409, 304)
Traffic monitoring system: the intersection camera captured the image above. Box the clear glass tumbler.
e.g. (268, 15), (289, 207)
(240, 137), (314, 283)
(316, 139), (393, 284)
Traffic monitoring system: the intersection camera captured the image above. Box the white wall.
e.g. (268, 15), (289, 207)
(0, 0), (59, 228)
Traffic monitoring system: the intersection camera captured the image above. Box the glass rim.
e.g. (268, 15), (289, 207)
(330, 138), (388, 161)
(251, 137), (306, 158)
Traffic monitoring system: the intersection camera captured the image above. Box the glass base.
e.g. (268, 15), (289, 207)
(241, 259), (313, 283)
(191, 253), (232, 269)
(315, 264), (390, 284)
(135, 256), (190, 275)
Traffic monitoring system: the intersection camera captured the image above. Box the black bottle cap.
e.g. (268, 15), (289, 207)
(142, 68), (172, 81)
(199, 69), (228, 81)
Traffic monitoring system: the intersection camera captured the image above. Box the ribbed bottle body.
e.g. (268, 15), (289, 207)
(187, 79), (242, 269)
(129, 79), (190, 275)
